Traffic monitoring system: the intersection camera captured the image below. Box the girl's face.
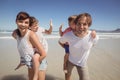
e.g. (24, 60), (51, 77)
(30, 23), (38, 32)
(16, 18), (30, 31)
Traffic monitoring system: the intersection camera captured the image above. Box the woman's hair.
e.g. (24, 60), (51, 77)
(16, 11), (30, 22)
(74, 13), (92, 27)
(16, 11), (30, 37)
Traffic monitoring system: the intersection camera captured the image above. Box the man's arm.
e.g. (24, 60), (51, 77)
(91, 30), (96, 39)
(58, 34), (68, 48)
(58, 41), (65, 48)
(91, 30), (99, 46)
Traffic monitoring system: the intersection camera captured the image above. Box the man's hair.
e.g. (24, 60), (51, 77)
(74, 13), (92, 27)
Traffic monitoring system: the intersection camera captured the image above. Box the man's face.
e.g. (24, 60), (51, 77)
(75, 17), (89, 34)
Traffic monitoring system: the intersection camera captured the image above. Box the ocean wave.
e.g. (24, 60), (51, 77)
(0, 35), (120, 40)
(0, 32), (120, 39)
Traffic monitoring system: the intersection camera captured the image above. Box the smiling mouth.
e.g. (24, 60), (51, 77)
(20, 26), (26, 29)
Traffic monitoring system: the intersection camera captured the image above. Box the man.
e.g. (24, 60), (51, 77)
(59, 13), (99, 80)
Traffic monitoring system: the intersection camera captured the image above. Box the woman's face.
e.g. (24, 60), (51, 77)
(16, 18), (30, 31)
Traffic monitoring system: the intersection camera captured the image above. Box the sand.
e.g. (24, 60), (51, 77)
(0, 38), (120, 80)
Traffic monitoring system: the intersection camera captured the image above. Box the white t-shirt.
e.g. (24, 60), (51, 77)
(16, 30), (35, 63)
(35, 27), (48, 53)
(59, 30), (99, 67)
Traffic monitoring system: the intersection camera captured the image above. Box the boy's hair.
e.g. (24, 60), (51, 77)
(68, 15), (77, 23)
(29, 16), (38, 27)
(74, 13), (92, 27)
(16, 11), (30, 37)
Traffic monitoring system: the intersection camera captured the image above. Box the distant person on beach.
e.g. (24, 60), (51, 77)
(59, 13), (99, 80)
(12, 11), (46, 80)
(59, 15), (77, 73)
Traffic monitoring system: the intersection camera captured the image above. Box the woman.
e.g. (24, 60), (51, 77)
(12, 11), (46, 80)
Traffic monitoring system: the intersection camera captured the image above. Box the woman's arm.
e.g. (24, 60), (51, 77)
(29, 31), (46, 62)
(12, 29), (17, 39)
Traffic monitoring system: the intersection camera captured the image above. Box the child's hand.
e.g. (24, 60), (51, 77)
(91, 30), (96, 39)
(59, 24), (64, 36)
(59, 24), (63, 30)
(49, 19), (53, 27)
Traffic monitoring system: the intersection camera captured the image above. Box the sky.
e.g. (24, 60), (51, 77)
(0, 0), (120, 31)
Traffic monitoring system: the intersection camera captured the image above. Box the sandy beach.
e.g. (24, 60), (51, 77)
(0, 37), (120, 80)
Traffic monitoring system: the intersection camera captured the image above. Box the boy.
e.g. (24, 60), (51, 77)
(59, 15), (77, 73)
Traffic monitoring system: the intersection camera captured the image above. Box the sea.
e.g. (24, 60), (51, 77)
(0, 31), (120, 39)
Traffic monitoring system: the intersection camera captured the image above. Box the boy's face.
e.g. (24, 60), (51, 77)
(75, 17), (89, 34)
(16, 18), (29, 31)
(30, 23), (38, 32)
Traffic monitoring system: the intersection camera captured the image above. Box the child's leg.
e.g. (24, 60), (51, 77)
(64, 44), (69, 72)
(64, 54), (69, 72)
(32, 53), (40, 80)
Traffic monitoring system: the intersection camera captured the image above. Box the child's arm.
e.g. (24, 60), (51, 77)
(59, 24), (63, 36)
(91, 30), (97, 46)
(45, 19), (53, 34)
(91, 30), (96, 39)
